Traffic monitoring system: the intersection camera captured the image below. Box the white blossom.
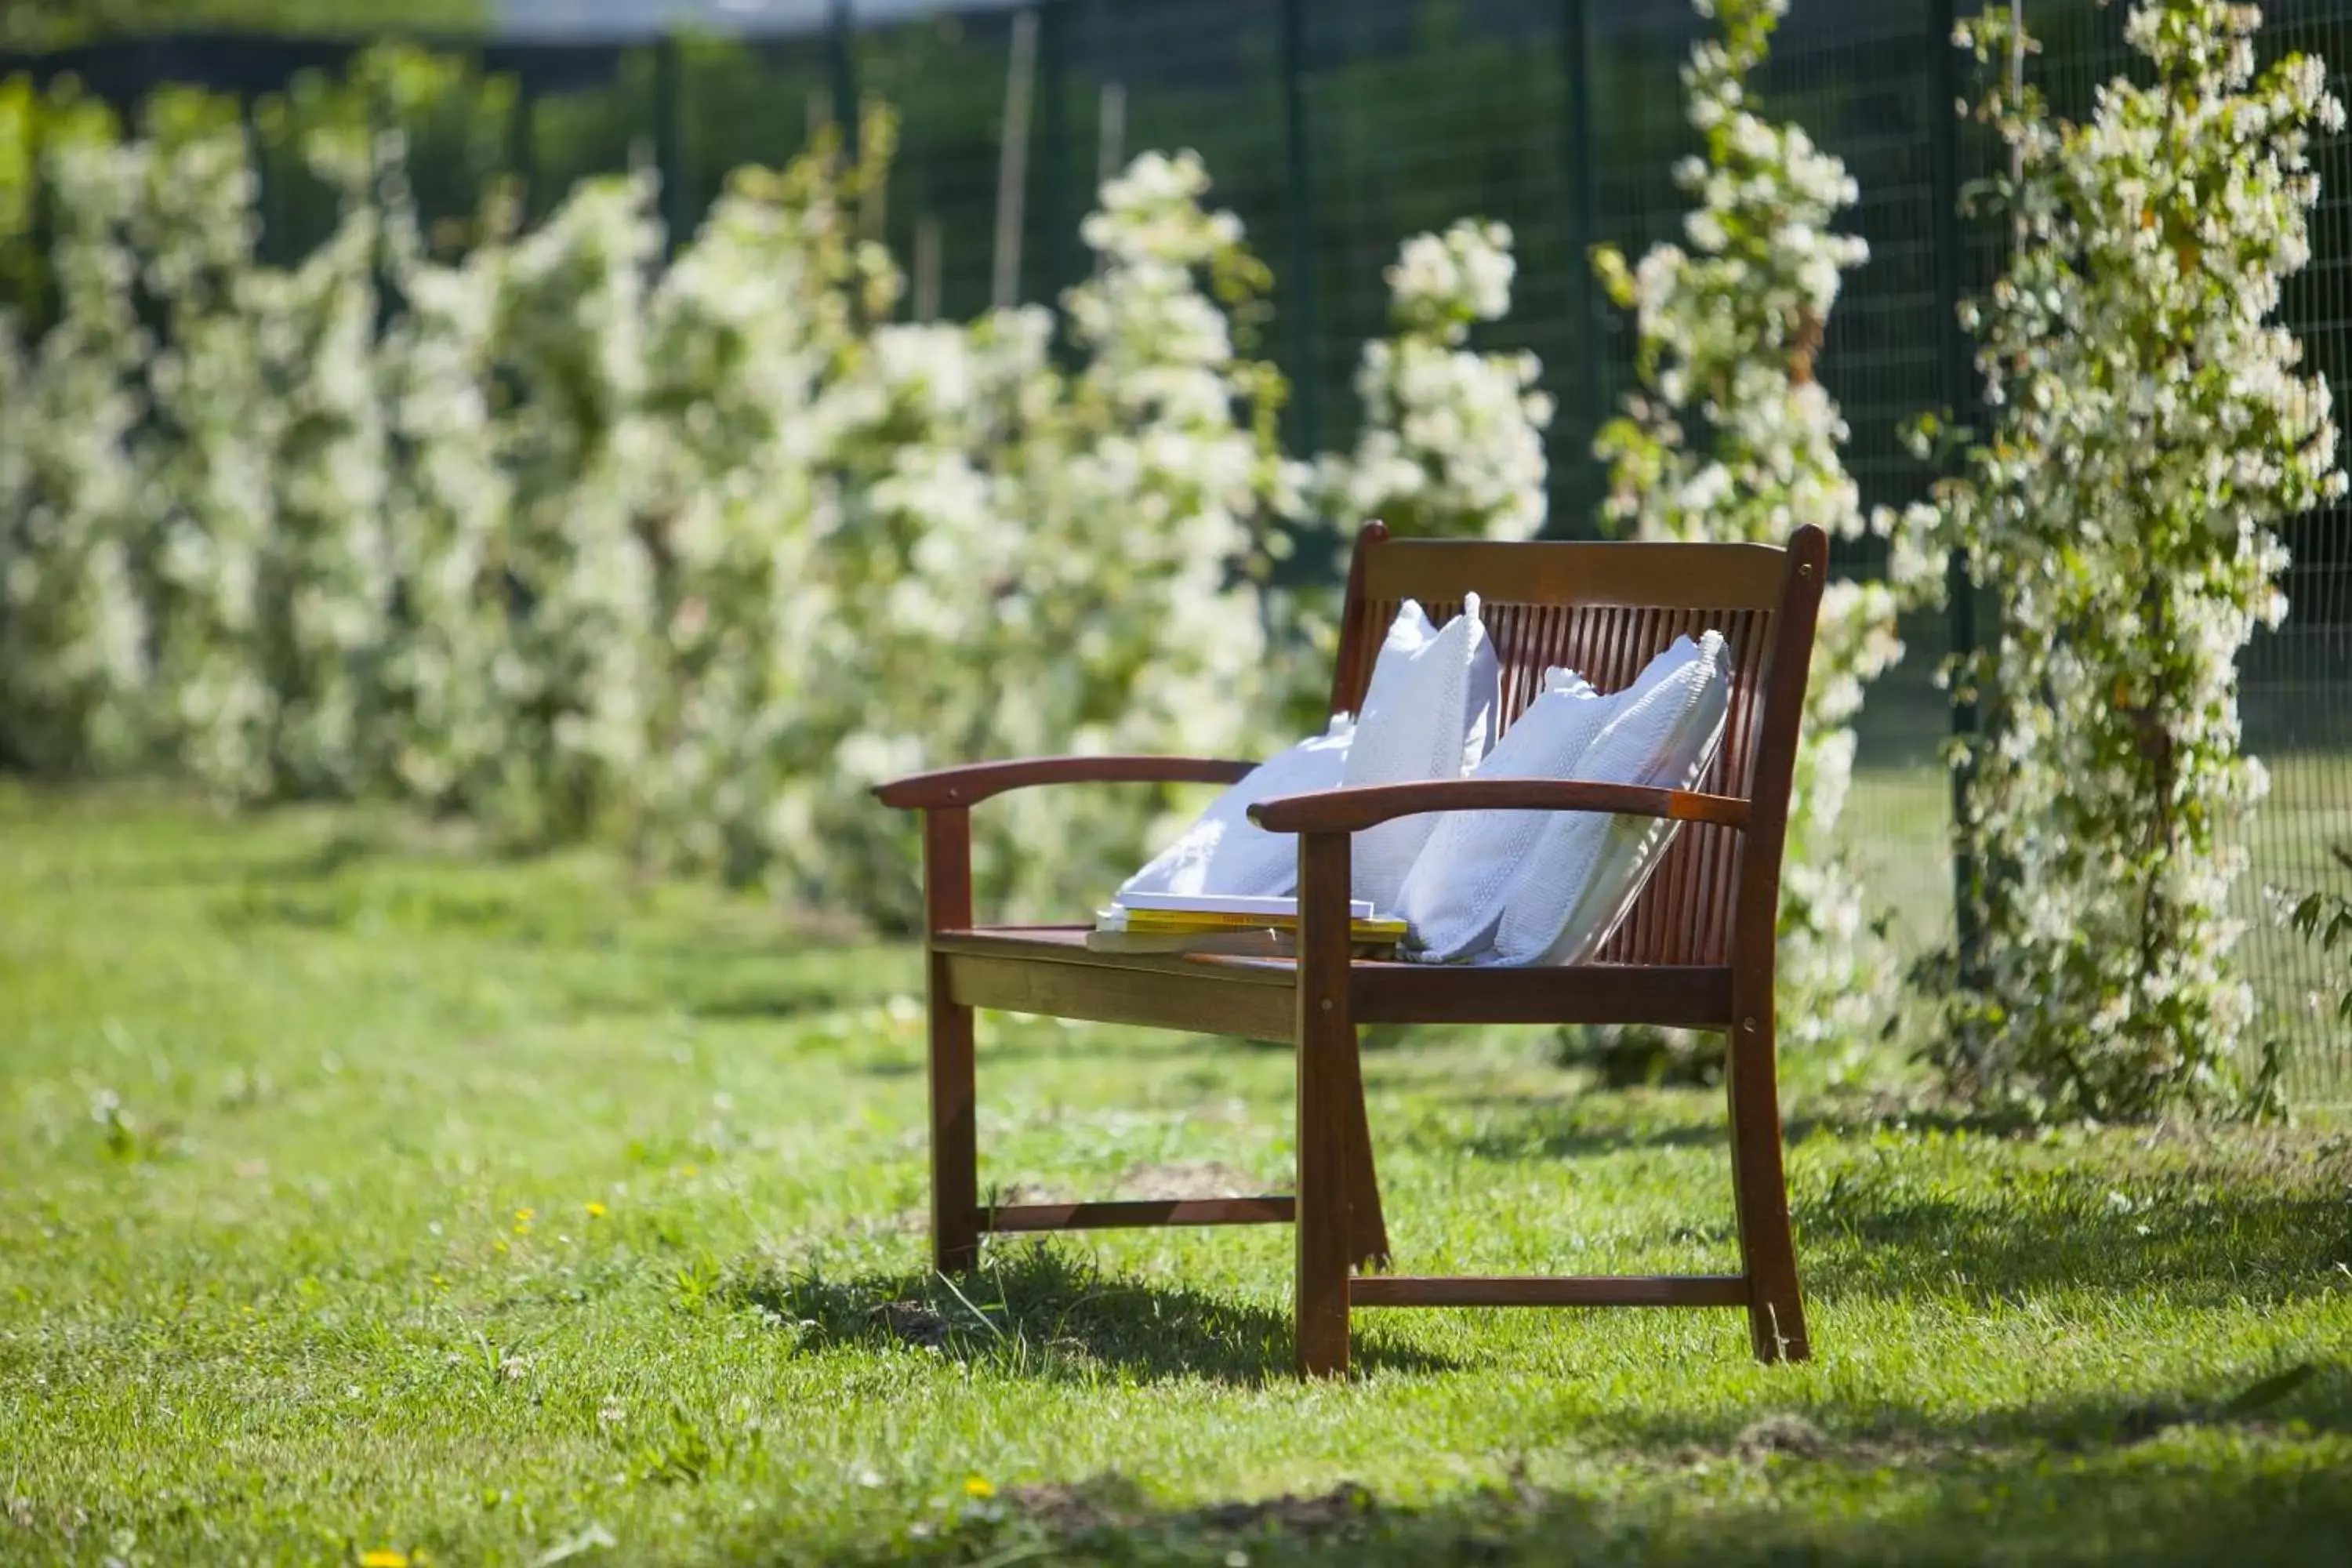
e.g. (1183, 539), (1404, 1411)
(1891, 0), (2343, 1117)
(1316, 220), (1552, 545)
(1591, 0), (1900, 1052)
(0, 64), (1587, 937)
(0, 108), (154, 776)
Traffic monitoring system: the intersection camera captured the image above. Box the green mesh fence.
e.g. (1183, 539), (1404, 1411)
(6, 0), (2352, 1101)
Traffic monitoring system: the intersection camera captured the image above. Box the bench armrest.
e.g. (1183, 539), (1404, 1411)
(873, 755), (1255, 811)
(1247, 779), (1751, 834)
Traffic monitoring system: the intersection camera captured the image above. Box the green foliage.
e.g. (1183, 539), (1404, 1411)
(2289, 844), (2352, 1028)
(2, 0), (487, 50)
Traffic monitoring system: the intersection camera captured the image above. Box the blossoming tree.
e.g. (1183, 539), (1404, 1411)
(1892, 0), (2345, 1116)
(1589, 0), (1903, 1053)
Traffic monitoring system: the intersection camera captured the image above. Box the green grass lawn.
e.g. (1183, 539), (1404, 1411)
(3, 786), (2351, 1566)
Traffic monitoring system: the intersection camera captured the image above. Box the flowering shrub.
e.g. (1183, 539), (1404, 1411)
(1316, 219), (1553, 543)
(136, 92), (279, 800)
(0, 101), (152, 778)
(374, 160), (517, 815)
(636, 116), (898, 884)
(487, 171), (667, 843)
(0, 51), (1565, 936)
(251, 122), (397, 800)
(1890, 0), (2344, 1118)
(1588, 0), (1903, 1054)
(815, 150), (1301, 924)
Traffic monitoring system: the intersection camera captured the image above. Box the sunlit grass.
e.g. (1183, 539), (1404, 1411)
(2, 783), (2348, 1566)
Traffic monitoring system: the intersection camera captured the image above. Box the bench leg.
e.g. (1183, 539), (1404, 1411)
(924, 808), (979, 1276)
(1294, 833), (1355, 1377)
(1339, 1034), (1391, 1273)
(1726, 1003), (1807, 1363)
(929, 994), (980, 1275)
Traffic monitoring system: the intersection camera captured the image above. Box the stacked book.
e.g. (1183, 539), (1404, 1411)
(1087, 892), (1407, 957)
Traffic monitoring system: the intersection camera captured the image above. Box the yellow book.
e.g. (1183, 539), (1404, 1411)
(1083, 927), (1399, 959)
(1111, 909), (1408, 940)
(1101, 894), (1406, 942)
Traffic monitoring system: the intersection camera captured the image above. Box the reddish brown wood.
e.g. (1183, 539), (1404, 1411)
(1294, 830), (1356, 1378)
(874, 754), (1254, 810)
(1727, 1011), (1808, 1362)
(942, 948), (1295, 1044)
(1247, 779), (1751, 836)
(984, 1197), (1294, 1231)
(1722, 528), (1825, 1365)
(930, 934), (1734, 1031)
(1350, 963), (1733, 1029)
(923, 808), (980, 1274)
(1357, 535), (1792, 611)
(873, 524), (1832, 1376)
(1337, 1027), (1391, 1272)
(1327, 520), (1389, 719)
(1351, 1275), (1748, 1308)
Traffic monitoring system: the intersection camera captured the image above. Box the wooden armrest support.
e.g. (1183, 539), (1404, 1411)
(873, 755), (1255, 811)
(1247, 779), (1751, 834)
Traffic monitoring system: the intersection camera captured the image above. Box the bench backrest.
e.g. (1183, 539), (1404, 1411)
(1327, 523), (1828, 969)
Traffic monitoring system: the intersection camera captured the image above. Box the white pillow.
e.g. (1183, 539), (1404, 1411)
(1116, 715), (1355, 901)
(1487, 631), (1732, 967)
(1396, 668), (1621, 962)
(1341, 597), (1500, 910)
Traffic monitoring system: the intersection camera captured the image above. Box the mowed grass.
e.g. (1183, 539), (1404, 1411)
(2, 786), (2351, 1566)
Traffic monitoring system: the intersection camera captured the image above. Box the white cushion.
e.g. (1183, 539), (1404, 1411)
(1339, 597), (1500, 910)
(1116, 715), (1354, 901)
(1485, 631), (1732, 967)
(1394, 666), (1624, 962)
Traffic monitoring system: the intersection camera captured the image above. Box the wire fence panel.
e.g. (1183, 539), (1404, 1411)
(5, 0), (2351, 1098)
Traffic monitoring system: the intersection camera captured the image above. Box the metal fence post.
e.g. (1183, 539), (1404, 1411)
(26, 69), (49, 332)
(1560, 0), (1604, 541)
(828, 0), (858, 161)
(1040, 0), (1073, 334)
(654, 34), (687, 257)
(1926, 0), (1983, 983)
(1278, 0), (1323, 463)
(508, 76), (536, 227)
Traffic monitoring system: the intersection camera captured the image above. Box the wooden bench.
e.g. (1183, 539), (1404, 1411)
(874, 521), (1828, 1376)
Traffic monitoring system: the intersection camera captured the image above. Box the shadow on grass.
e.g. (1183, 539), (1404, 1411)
(1798, 1170), (2352, 1309)
(815, 1388), (2352, 1566)
(1439, 1094), (2043, 1164)
(1594, 1356), (2352, 1461)
(731, 1245), (1458, 1385)
(1390, 1098), (2350, 1313)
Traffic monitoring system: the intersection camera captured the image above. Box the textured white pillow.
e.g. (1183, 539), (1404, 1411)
(1341, 597), (1501, 910)
(1116, 715), (1355, 901)
(1488, 631), (1732, 967)
(1395, 668), (1622, 962)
